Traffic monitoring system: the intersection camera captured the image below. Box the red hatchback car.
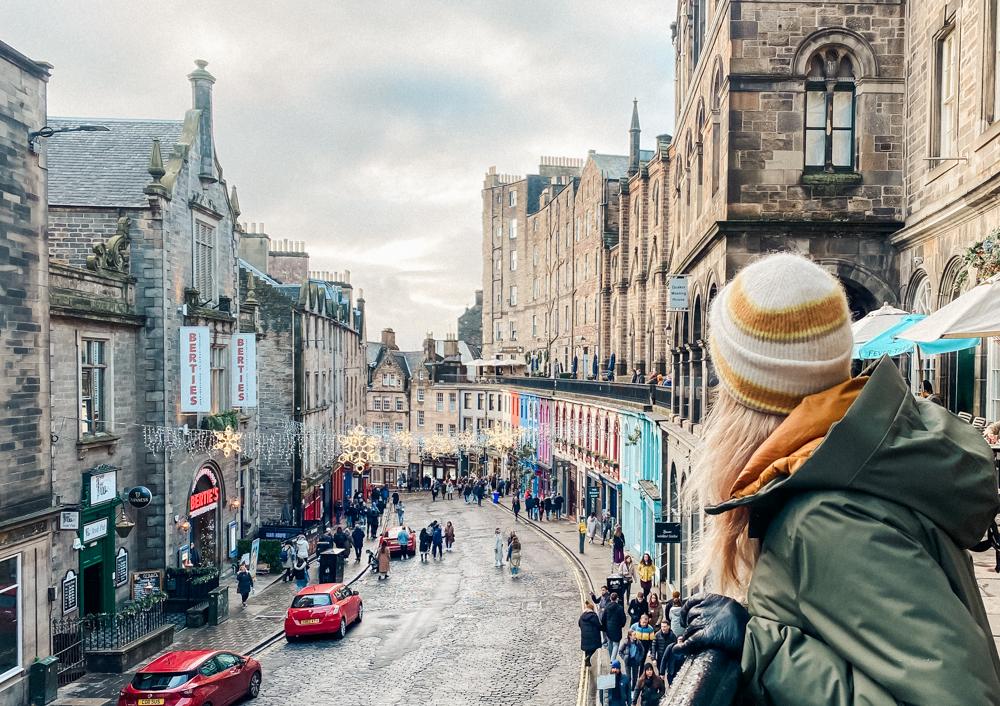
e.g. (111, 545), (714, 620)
(118, 650), (261, 706)
(284, 582), (363, 641)
(384, 526), (416, 556)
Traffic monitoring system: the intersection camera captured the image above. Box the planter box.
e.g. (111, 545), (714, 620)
(85, 624), (175, 673)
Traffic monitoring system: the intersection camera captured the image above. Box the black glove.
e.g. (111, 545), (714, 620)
(673, 593), (749, 657)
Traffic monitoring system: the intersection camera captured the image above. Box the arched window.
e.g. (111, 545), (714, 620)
(805, 48), (857, 171)
(711, 63), (723, 194)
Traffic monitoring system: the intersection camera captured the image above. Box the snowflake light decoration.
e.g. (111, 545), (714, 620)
(422, 433), (457, 459)
(212, 427), (242, 458)
(338, 425), (380, 469)
(392, 430), (414, 452)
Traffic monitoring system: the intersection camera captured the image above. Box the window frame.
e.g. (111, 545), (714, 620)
(931, 22), (959, 158)
(79, 337), (110, 437)
(210, 344), (229, 414)
(0, 554), (21, 683)
(804, 81), (857, 172)
(193, 219), (218, 302)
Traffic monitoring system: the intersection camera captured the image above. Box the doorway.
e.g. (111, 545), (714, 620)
(82, 562), (105, 616)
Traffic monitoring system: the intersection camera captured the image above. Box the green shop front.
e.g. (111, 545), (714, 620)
(78, 465), (127, 615)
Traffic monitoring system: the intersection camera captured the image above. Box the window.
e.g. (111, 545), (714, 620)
(495, 322), (503, 341)
(210, 345), (228, 414)
(564, 305), (569, 332)
(509, 190), (517, 207)
(383, 395), (390, 409)
(449, 424), (457, 436)
(417, 389), (425, 403)
(436, 423), (444, 434)
(449, 393), (457, 412)
(932, 27), (958, 157)
(532, 315), (538, 337)
(509, 220), (518, 239)
(988, 0), (1000, 124)
(436, 393), (444, 412)
(0, 555), (21, 682)
(417, 411), (425, 427)
(395, 422), (404, 432)
(510, 250), (517, 271)
(509, 320), (517, 341)
(374, 397), (382, 411)
(464, 393), (472, 408)
(395, 397), (404, 411)
(477, 393), (484, 409)
(494, 253), (502, 273)
(805, 50), (856, 170)
(532, 246), (539, 266)
(488, 394), (495, 411)
(533, 278), (540, 299)
(80, 339), (108, 435)
(193, 220), (216, 300)
(509, 286), (518, 306)
(381, 373), (389, 386)
(692, 0), (707, 66)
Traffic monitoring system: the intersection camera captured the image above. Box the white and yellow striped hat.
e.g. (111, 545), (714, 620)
(709, 253), (853, 415)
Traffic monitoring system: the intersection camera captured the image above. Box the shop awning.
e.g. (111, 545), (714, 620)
(898, 275), (1000, 341)
(854, 314), (979, 359)
(637, 479), (661, 503)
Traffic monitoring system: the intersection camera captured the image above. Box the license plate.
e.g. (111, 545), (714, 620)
(138, 700), (164, 705)
(299, 618), (320, 625)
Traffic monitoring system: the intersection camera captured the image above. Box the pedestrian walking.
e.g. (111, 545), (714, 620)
(579, 600), (603, 666)
(444, 521), (455, 551)
(351, 525), (365, 562)
(295, 534), (309, 562)
(616, 555), (635, 603)
(508, 531), (522, 577)
(418, 527), (431, 562)
(645, 593), (662, 625)
(601, 511), (612, 545)
(493, 528), (505, 568)
(601, 592), (626, 662)
(629, 614), (655, 661)
(587, 513), (600, 543)
(368, 505), (380, 539)
(377, 542), (391, 581)
(621, 633), (645, 697)
(446, 481), (454, 500)
(554, 493), (564, 520)
(542, 496), (552, 520)
(633, 664), (665, 706)
(293, 556), (308, 590)
(511, 495), (521, 522)
(396, 526), (411, 560)
(606, 661), (630, 706)
(667, 592), (684, 636)
(611, 526), (626, 564)
(590, 585), (611, 619)
(627, 591), (648, 627)
(235, 563), (253, 607)
(395, 500), (405, 525)
(280, 541), (295, 582)
(651, 620), (677, 673)
(391, 490), (399, 506)
(431, 483), (439, 502)
(637, 553), (655, 597)
(679, 252), (1000, 704)
(431, 522), (444, 560)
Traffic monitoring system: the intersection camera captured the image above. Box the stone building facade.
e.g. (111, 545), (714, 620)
(366, 329), (411, 487)
(0, 40), (55, 706)
(456, 290), (483, 347)
(46, 61), (251, 590)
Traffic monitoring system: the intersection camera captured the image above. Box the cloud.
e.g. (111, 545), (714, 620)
(6, 0), (677, 349)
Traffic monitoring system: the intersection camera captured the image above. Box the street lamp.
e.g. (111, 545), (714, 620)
(28, 123), (109, 152)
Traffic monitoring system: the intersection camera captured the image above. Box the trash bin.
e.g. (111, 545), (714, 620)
(318, 548), (348, 583)
(208, 586), (229, 626)
(606, 575), (625, 595)
(27, 655), (58, 706)
(492, 491), (499, 504)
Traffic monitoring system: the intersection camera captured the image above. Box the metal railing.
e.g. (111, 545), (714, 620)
(498, 376), (675, 409)
(662, 649), (741, 706)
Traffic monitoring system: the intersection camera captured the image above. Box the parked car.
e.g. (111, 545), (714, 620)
(384, 526), (416, 557)
(284, 582), (363, 641)
(117, 650), (261, 706)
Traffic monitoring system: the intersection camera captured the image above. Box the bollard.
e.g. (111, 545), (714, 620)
(578, 518), (587, 554)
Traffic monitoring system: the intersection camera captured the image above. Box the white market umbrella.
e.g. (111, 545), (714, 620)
(852, 303), (910, 345)
(467, 359), (488, 368)
(899, 275), (1000, 341)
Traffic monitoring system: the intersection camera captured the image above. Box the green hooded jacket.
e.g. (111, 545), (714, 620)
(708, 359), (1000, 705)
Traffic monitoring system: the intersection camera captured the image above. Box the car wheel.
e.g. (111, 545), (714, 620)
(247, 671), (262, 699)
(285, 634), (297, 643)
(356, 603), (364, 624)
(338, 617), (347, 639)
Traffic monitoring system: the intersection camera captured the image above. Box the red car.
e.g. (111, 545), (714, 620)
(117, 650), (261, 706)
(284, 582), (363, 641)
(384, 526), (416, 556)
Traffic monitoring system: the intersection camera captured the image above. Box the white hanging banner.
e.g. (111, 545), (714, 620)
(231, 333), (258, 408)
(668, 275), (689, 312)
(180, 326), (211, 412)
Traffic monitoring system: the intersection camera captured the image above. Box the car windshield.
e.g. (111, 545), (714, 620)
(291, 594), (332, 608)
(131, 672), (194, 690)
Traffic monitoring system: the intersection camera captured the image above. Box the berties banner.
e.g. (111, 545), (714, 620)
(230, 333), (258, 407)
(180, 326), (211, 412)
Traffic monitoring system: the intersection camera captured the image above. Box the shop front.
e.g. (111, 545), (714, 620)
(79, 465), (121, 615)
(187, 464), (223, 568)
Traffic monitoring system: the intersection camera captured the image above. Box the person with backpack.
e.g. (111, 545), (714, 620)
(292, 556), (308, 589)
(601, 591), (627, 662)
(395, 499), (405, 525)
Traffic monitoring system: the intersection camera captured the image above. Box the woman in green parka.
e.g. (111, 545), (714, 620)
(678, 253), (1000, 705)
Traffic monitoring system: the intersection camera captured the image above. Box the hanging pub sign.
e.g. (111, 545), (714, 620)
(127, 486), (152, 509)
(231, 333), (258, 408)
(668, 275), (689, 312)
(654, 521), (682, 544)
(62, 570), (78, 614)
(180, 326), (211, 413)
(115, 547), (129, 587)
(89, 467), (118, 506)
(58, 511), (79, 530)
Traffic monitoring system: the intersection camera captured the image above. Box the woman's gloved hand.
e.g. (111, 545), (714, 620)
(674, 593), (749, 657)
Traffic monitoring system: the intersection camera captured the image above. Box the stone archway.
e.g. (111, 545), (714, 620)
(815, 258), (895, 320)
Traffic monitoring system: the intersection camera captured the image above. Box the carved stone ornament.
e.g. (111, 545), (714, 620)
(86, 216), (132, 274)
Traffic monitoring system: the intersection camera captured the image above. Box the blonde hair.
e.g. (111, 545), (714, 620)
(684, 387), (783, 598)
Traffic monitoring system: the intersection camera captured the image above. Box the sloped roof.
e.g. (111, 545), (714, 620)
(47, 117), (185, 207)
(238, 259), (280, 287)
(587, 150), (656, 180)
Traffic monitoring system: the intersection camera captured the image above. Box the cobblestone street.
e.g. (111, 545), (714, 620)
(253, 494), (581, 706)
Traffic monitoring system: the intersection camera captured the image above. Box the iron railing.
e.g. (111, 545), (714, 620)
(51, 619), (85, 686)
(662, 649), (741, 706)
(52, 599), (166, 660)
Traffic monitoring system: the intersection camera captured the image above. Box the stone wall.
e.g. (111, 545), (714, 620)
(48, 207), (120, 266)
(268, 250), (308, 284)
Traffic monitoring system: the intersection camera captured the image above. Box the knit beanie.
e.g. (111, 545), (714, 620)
(708, 252), (853, 415)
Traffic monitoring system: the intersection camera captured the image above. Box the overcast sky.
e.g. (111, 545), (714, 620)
(8, 1), (676, 349)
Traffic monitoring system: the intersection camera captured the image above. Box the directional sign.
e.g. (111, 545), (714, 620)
(654, 521), (682, 543)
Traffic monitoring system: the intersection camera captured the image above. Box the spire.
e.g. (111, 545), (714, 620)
(144, 138), (169, 198)
(628, 98), (641, 176)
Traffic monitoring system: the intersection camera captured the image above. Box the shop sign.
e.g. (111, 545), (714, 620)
(82, 518), (108, 543)
(62, 570), (78, 614)
(131, 570), (163, 600)
(668, 275), (689, 311)
(180, 326), (211, 413)
(654, 521), (682, 544)
(588, 486), (600, 498)
(189, 486), (220, 516)
(58, 511), (79, 530)
(115, 547), (129, 587)
(231, 333), (258, 407)
(127, 486), (152, 509)
(90, 468), (117, 506)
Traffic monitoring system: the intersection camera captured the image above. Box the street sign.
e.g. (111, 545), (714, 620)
(668, 275), (689, 311)
(655, 521), (682, 543)
(588, 487), (600, 498)
(127, 486), (152, 509)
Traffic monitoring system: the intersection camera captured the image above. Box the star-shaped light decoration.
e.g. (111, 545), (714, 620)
(457, 430), (482, 453)
(212, 427), (242, 458)
(392, 430), (414, 452)
(338, 425), (380, 470)
(485, 426), (517, 454)
(422, 433), (457, 459)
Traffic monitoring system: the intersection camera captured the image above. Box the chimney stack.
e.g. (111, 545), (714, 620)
(381, 328), (398, 350)
(188, 60), (217, 183)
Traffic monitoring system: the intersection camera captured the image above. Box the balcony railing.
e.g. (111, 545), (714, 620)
(498, 376), (674, 409)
